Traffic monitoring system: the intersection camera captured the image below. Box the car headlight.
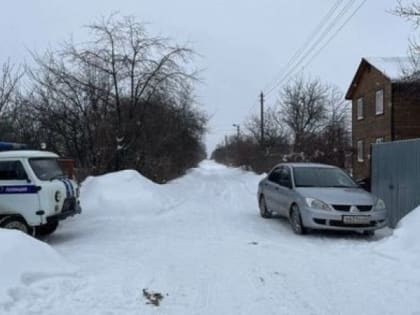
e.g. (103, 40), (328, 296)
(305, 198), (332, 211)
(375, 199), (386, 211)
(55, 191), (62, 202)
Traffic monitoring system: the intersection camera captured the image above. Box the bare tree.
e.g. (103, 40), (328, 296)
(245, 107), (289, 150)
(394, 1), (420, 26)
(4, 14), (207, 182)
(0, 60), (21, 115)
(213, 77), (351, 171)
(60, 15), (198, 169)
(22, 14), (202, 172)
(278, 76), (328, 152)
(315, 87), (351, 167)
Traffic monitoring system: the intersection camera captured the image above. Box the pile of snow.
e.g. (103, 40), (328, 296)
(81, 170), (169, 218)
(2, 161), (420, 314)
(0, 229), (75, 306)
(376, 206), (420, 267)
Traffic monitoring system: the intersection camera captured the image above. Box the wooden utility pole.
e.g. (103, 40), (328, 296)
(260, 91), (264, 146)
(233, 124), (240, 138)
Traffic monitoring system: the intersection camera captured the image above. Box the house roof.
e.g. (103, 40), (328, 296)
(345, 57), (411, 100)
(365, 57), (411, 81)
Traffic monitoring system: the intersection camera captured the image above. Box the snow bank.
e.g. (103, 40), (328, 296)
(388, 206), (420, 251)
(81, 170), (169, 217)
(0, 229), (75, 305)
(376, 206), (420, 266)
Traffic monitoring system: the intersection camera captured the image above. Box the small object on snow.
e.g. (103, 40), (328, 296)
(143, 288), (164, 306)
(248, 241), (258, 245)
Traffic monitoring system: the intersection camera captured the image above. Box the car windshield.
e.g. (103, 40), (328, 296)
(293, 167), (358, 188)
(29, 158), (65, 181)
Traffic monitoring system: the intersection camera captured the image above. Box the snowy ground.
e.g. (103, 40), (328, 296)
(1, 161), (420, 315)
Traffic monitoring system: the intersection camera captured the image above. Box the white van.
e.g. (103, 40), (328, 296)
(0, 150), (81, 236)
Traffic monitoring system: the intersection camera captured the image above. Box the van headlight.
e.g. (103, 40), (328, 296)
(55, 191), (62, 202)
(305, 198), (332, 211)
(375, 199), (386, 211)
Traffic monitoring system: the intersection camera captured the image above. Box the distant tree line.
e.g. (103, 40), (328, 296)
(211, 76), (351, 173)
(0, 15), (207, 182)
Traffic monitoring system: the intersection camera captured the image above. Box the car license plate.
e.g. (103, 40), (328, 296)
(343, 215), (371, 224)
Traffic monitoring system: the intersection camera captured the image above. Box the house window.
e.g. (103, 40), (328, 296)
(376, 90), (384, 115)
(357, 140), (364, 162)
(357, 98), (364, 120)
(376, 137), (384, 144)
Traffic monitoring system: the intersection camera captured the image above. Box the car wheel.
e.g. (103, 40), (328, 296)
(0, 216), (32, 235)
(290, 204), (306, 235)
(35, 222), (59, 237)
(259, 195), (272, 218)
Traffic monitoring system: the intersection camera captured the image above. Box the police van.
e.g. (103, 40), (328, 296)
(0, 142), (81, 236)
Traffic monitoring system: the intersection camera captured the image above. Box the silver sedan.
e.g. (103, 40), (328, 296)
(257, 163), (387, 235)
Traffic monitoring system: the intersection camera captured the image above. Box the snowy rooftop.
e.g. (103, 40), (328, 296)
(364, 57), (412, 81)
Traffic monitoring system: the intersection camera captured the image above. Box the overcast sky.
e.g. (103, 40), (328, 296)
(0, 0), (414, 153)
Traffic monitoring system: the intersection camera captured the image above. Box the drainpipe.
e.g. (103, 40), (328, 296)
(391, 84), (395, 141)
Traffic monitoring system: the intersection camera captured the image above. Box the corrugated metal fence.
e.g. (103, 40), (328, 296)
(371, 139), (420, 228)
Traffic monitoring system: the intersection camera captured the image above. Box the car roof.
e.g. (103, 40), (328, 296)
(0, 150), (59, 159)
(273, 162), (337, 169)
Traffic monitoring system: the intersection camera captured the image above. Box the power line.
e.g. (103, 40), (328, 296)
(264, 0), (357, 98)
(245, 0), (367, 132)
(262, 0), (345, 94)
(302, 0), (368, 69)
(245, 2), (348, 117)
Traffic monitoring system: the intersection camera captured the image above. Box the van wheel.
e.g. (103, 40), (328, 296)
(35, 222), (59, 237)
(0, 216), (32, 235)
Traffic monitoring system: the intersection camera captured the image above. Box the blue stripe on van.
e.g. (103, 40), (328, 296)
(59, 179), (71, 198)
(0, 185), (39, 194)
(65, 179), (75, 197)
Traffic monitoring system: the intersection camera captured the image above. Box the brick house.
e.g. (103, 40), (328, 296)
(345, 57), (420, 181)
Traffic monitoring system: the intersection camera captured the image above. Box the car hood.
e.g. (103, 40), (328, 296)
(295, 187), (376, 205)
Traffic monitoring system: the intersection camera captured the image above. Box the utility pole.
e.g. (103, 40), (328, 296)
(232, 124), (240, 139)
(260, 91), (264, 147)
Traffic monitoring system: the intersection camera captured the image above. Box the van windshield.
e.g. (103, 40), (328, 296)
(29, 158), (64, 181)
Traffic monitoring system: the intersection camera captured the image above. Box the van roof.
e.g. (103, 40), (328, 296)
(0, 150), (59, 159)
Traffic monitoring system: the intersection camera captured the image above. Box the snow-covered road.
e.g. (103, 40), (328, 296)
(2, 161), (420, 314)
